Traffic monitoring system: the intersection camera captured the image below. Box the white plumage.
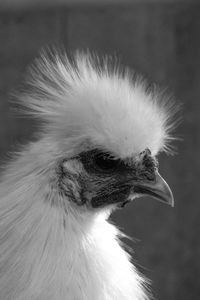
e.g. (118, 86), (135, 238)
(0, 51), (176, 300)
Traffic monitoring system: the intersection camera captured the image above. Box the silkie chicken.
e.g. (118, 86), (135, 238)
(0, 51), (176, 300)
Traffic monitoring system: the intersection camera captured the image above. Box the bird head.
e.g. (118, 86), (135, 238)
(21, 51), (177, 213)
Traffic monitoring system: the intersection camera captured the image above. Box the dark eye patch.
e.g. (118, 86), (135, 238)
(79, 147), (159, 185)
(93, 152), (121, 171)
(79, 149), (126, 174)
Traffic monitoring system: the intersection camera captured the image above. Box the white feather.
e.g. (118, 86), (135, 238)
(21, 50), (176, 157)
(0, 50), (176, 299)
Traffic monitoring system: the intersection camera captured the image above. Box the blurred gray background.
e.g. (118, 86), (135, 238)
(0, 1), (199, 299)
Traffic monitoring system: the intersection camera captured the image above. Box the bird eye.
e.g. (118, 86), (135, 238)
(93, 152), (120, 172)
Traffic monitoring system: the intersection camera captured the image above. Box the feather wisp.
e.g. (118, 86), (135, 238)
(20, 50), (178, 158)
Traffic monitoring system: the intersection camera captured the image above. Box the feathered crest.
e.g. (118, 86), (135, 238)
(17, 48), (179, 158)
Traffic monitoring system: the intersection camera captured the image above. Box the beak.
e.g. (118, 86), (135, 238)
(134, 172), (174, 207)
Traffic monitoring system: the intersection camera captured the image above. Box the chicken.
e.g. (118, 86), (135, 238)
(0, 50), (176, 300)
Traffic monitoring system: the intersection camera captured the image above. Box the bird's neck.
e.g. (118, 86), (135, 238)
(0, 142), (149, 300)
(0, 190), (148, 300)
(28, 205), (149, 300)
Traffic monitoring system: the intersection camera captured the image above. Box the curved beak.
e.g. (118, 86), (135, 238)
(134, 172), (174, 207)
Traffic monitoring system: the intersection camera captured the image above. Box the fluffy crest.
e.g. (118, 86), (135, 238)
(19, 50), (177, 158)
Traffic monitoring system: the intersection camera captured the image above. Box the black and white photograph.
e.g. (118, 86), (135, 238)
(0, 1), (199, 299)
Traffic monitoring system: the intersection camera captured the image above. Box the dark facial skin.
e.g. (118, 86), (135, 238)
(78, 148), (158, 208)
(58, 147), (173, 209)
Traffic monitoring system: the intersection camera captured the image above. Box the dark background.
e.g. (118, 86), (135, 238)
(0, 1), (200, 299)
